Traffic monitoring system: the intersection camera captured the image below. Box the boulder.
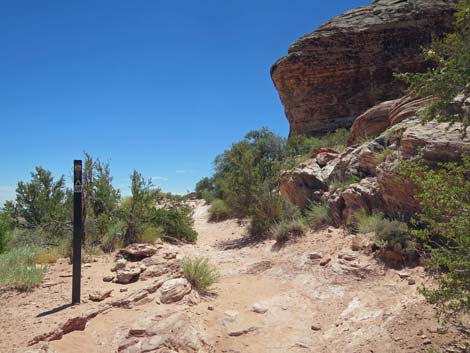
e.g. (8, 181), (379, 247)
(119, 243), (158, 261)
(348, 99), (399, 145)
(399, 121), (470, 162)
(159, 278), (192, 304)
(111, 258), (127, 272)
(116, 267), (142, 284)
(89, 289), (113, 302)
(376, 160), (420, 218)
(279, 159), (328, 209)
(341, 177), (383, 221)
(271, 0), (456, 136)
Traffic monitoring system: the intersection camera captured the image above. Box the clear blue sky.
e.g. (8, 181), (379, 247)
(0, 0), (369, 205)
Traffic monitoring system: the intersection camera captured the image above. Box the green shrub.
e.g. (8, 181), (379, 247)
(138, 224), (162, 243)
(99, 220), (125, 253)
(208, 199), (231, 222)
(374, 148), (394, 164)
(249, 192), (301, 238)
(401, 152), (470, 320)
(374, 219), (416, 259)
(0, 246), (48, 290)
(354, 209), (385, 234)
(306, 202), (331, 229)
(182, 256), (220, 293)
(151, 204), (198, 243)
(270, 219), (306, 242)
(329, 175), (360, 192)
(0, 211), (13, 254)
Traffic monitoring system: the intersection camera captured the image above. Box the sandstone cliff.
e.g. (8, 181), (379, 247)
(271, 0), (457, 136)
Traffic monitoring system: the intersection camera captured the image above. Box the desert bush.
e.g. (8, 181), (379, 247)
(374, 148), (394, 164)
(270, 219), (306, 242)
(0, 246), (48, 290)
(354, 209), (385, 234)
(182, 256), (220, 293)
(329, 175), (360, 192)
(0, 211), (13, 254)
(150, 203), (198, 243)
(374, 219), (416, 259)
(401, 151), (470, 320)
(208, 199), (231, 222)
(35, 247), (63, 264)
(306, 202), (331, 229)
(249, 192), (301, 238)
(138, 224), (163, 243)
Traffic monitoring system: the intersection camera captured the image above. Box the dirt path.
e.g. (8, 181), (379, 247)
(180, 201), (468, 353)
(2, 201), (468, 353)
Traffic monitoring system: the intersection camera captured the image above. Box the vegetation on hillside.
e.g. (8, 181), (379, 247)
(196, 127), (348, 239)
(401, 154), (470, 321)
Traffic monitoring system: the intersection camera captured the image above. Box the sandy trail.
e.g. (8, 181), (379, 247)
(1, 200), (468, 353)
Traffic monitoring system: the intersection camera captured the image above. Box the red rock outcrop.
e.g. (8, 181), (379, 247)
(271, 0), (456, 136)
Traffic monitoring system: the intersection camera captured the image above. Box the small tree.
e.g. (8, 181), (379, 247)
(122, 170), (160, 244)
(397, 0), (470, 136)
(14, 167), (67, 227)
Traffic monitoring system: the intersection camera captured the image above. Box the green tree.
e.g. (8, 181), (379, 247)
(402, 153), (470, 321)
(0, 209), (13, 253)
(398, 0), (470, 136)
(82, 153), (121, 244)
(213, 128), (286, 217)
(122, 170), (160, 244)
(14, 167), (68, 228)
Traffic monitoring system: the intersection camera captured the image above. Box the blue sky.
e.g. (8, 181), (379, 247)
(0, 0), (369, 205)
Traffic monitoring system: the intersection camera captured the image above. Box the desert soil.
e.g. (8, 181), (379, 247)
(0, 200), (468, 353)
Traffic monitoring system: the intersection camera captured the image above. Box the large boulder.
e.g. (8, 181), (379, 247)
(347, 100), (399, 145)
(279, 159), (328, 208)
(399, 121), (470, 162)
(271, 0), (456, 136)
(341, 177), (384, 221)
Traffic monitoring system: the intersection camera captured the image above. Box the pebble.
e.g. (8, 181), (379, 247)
(208, 305), (214, 311)
(310, 325), (321, 331)
(252, 303), (268, 314)
(320, 258), (331, 266)
(408, 278), (416, 285)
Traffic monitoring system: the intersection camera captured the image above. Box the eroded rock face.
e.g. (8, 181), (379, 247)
(271, 0), (456, 136)
(279, 159), (328, 208)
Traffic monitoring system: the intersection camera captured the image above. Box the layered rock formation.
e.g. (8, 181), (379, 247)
(280, 99), (470, 223)
(271, 0), (457, 136)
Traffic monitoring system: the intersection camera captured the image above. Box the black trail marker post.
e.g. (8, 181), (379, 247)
(72, 160), (83, 304)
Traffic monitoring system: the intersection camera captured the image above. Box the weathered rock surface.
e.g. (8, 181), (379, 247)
(159, 278), (192, 304)
(89, 289), (113, 302)
(118, 310), (213, 353)
(119, 243), (158, 261)
(279, 159), (328, 208)
(115, 267), (143, 284)
(341, 177), (383, 221)
(271, 0), (456, 136)
(348, 95), (436, 145)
